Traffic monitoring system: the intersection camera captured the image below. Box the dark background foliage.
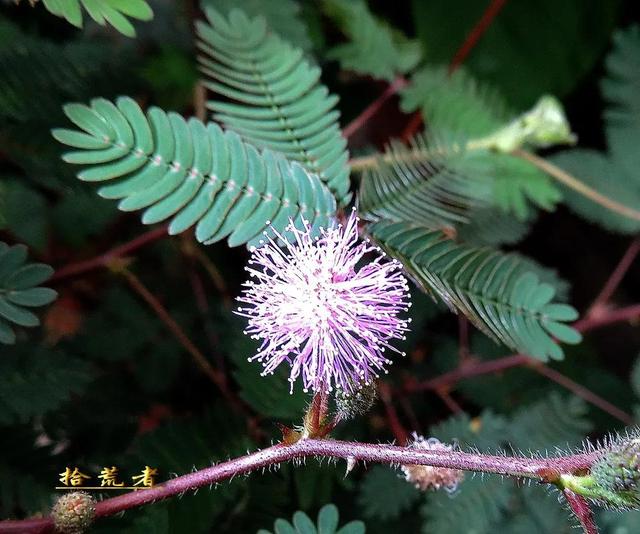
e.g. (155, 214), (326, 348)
(1, 1), (640, 532)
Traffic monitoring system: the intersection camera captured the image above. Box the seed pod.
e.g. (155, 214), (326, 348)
(401, 434), (464, 492)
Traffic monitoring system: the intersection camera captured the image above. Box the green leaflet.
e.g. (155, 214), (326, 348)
(201, 0), (313, 51)
(52, 97), (337, 248)
(602, 25), (640, 181)
(367, 220), (581, 360)
(400, 67), (510, 138)
(40, 0), (153, 37)
(0, 242), (57, 345)
(258, 504), (366, 534)
(323, 0), (422, 81)
(358, 132), (494, 230)
(196, 8), (352, 206)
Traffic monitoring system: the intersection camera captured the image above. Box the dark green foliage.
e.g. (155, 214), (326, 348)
(53, 97), (337, 247)
(2, 2), (640, 533)
(367, 221), (580, 360)
(323, 0), (422, 81)
(0, 242), (57, 344)
(357, 466), (419, 521)
(196, 8), (351, 205)
(258, 504), (366, 534)
(0, 346), (92, 424)
(412, 0), (621, 107)
(39, 0), (153, 37)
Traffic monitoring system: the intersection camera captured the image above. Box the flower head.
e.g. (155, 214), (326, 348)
(236, 210), (411, 394)
(401, 433), (464, 492)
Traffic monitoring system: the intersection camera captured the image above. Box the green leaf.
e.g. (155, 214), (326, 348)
(201, 0), (313, 51)
(550, 149), (640, 234)
(196, 8), (351, 206)
(0, 241), (57, 344)
(602, 25), (640, 180)
(400, 67), (509, 138)
(412, 0), (622, 107)
(261, 504), (365, 534)
(358, 466), (420, 520)
(507, 393), (592, 451)
(0, 346), (93, 424)
(1, 181), (48, 252)
(367, 221), (581, 360)
(40, 0), (153, 37)
(54, 97), (337, 248)
(323, 0), (422, 81)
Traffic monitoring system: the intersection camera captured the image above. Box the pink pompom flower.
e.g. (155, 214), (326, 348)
(236, 211), (411, 394)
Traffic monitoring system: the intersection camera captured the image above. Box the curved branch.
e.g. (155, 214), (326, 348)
(0, 438), (600, 533)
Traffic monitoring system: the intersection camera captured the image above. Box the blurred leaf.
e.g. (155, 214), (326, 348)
(259, 504), (366, 534)
(141, 46), (198, 110)
(602, 25), (640, 180)
(324, 0), (422, 80)
(550, 150), (640, 234)
(1, 181), (48, 251)
(358, 466), (420, 520)
(0, 345), (92, 424)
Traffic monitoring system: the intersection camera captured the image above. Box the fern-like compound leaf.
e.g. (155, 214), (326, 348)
(358, 131), (494, 230)
(38, 0), (153, 37)
(323, 0), (422, 81)
(367, 220), (581, 360)
(196, 8), (352, 206)
(602, 25), (640, 179)
(395, 67), (563, 220)
(0, 242), (57, 345)
(52, 97), (337, 248)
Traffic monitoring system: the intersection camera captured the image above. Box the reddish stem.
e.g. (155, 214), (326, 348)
(588, 237), (640, 316)
(51, 225), (168, 282)
(448, 0), (509, 73)
(343, 77), (407, 140)
(573, 303), (640, 333)
(0, 439), (600, 534)
(564, 489), (599, 534)
(379, 382), (409, 444)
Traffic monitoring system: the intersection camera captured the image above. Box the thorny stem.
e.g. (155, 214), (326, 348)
(563, 489), (599, 534)
(0, 439), (602, 534)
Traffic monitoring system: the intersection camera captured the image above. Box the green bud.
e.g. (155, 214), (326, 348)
(477, 95), (577, 153)
(52, 491), (96, 534)
(335, 381), (378, 420)
(560, 437), (640, 510)
(592, 438), (640, 507)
